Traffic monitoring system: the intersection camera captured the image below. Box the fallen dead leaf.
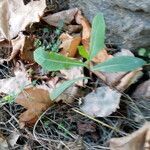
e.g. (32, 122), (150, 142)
(16, 87), (53, 127)
(10, 33), (35, 61)
(116, 69), (143, 91)
(43, 8), (79, 27)
(59, 33), (81, 57)
(109, 122), (150, 150)
(80, 86), (121, 117)
(0, 0), (46, 40)
(75, 10), (91, 50)
(132, 80), (150, 100)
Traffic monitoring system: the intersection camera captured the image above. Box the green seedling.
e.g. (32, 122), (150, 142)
(34, 13), (146, 100)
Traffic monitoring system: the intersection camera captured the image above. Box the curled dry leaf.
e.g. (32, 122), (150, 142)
(109, 122), (150, 150)
(80, 86), (121, 117)
(43, 8), (79, 27)
(116, 69), (143, 91)
(0, 0), (46, 40)
(16, 87), (53, 127)
(59, 33), (81, 57)
(75, 10), (91, 50)
(10, 34), (35, 61)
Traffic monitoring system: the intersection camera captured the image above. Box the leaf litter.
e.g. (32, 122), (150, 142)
(0, 1), (149, 149)
(0, 0), (46, 40)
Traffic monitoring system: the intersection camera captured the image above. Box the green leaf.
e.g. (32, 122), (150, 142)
(50, 77), (89, 100)
(78, 46), (89, 60)
(89, 13), (106, 60)
(34, 47), (86, 71)
(92, 56), (146, 72)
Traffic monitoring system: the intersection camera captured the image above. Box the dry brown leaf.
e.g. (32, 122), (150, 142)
(75, 10), (91, 50)
(16, 87), (53, 127)
(59, 33), (81, 57)
(0, 0), (46, 40)
(9, 34), (25, 61)
(43, 8), (79, 27)
(109, 122), (150, 150)
(116, 69), (143, 91)
(92, 49), (112, 63)
(10, 34), (35, 61)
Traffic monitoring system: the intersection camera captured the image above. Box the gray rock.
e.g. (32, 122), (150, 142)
(69, 0), (150, 50)
(112, 0), (150, 13)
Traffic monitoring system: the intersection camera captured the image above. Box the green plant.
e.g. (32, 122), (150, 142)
(34, 13), (146, 72)
(34, 13), (146, 100)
